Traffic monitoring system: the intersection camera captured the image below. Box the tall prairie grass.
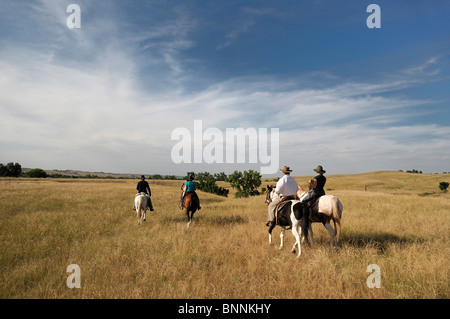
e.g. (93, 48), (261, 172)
(0, 171), (448, 298)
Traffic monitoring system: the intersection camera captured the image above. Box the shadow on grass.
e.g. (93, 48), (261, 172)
(202, 215), (247, 226)
(340, 231), (426, 254)
(200, 197), (227, 204)
(160, 213), (247, 226)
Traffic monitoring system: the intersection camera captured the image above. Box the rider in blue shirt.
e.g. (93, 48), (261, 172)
(182, 175), (201, 210)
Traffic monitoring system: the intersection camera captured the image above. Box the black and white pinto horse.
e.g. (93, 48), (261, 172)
(264, 186), (310, 258)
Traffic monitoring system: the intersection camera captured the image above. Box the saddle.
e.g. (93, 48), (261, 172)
(275, 196), (296, 212)
(275, 196), (296, 227)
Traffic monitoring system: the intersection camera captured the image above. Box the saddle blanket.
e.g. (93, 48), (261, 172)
(275, 200), (304, 226)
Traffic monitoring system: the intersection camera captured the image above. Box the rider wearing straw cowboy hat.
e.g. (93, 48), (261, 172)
(299, 165), (327, 204)
(266, 165), (298, 228)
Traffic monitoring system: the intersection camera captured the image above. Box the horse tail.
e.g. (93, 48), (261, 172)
(332, 197), (342, 242)
(293, 202), (309, 243)
(136, 195), (145, 224)
(300, 203), (310, 242)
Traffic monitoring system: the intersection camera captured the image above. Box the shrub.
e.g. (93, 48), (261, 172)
(26, 168), (48, 178)
(228, 170), (261, 198)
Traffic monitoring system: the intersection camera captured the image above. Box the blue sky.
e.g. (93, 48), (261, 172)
(0, 0), (449, 177)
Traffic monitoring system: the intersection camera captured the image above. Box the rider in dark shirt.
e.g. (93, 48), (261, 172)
(300, 165), (327, 203)
(136, 175), (154, 211)
(137, 178), (151, 195)
(313, 174), (326, 196)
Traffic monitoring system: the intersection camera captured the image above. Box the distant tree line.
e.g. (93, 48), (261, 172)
(148, 174), (180, 180)
(398, 169), (423, 173)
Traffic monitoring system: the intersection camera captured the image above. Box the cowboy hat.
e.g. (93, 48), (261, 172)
(313, 165), (326, 174)
(280, 166), (293, 173)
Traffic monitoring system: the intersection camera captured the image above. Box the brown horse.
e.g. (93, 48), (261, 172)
(297, 184), (343, 248)
(183, 193), (200, 227)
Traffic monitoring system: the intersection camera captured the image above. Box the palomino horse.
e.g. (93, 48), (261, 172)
(264, 186), (310, 258)
(297, 184), (343, 248)
(134, 193), (149, 225)
(183, 193), (200, 228)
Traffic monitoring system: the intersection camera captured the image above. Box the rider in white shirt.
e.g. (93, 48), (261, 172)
(266, 166), (298, 227)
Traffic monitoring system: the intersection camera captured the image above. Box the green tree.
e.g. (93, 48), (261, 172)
(194, 171), (229, 197)
(0, 164), (7, 176)
(196, 171), (214, 181)
(0, 162), (22, 177)
(228, 170), (261, 198)
(214, 172), (228, 181)
(184, 171), (196, 180)
(26, 168), (48, 178)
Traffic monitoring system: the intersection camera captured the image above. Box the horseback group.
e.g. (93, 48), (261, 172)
(132, 174), (201, 226)
(131, 165), (342, 258)
(265, 165), (343, 257)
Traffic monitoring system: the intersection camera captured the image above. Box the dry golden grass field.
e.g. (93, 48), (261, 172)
(0, 171), (449, 299)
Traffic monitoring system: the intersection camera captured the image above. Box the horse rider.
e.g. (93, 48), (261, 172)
(266, 166), (298, 228)
(182, 175), (201, 210)
(134, 175), (154, 211)
(299, 165), (327, 205)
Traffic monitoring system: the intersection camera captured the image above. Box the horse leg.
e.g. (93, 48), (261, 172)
(140, 205), (145, 225)
(268, 224), (275, 245)
(279, 228), (285, 250)
(303, 224), (314, 245)
(324, 222), (336, 248)
(186, 209), (191, 228)
(137, 208), (142, 225)
(291, 224), (301, 258)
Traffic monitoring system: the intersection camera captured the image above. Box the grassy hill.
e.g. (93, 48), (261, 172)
(0, 171), (448, 298)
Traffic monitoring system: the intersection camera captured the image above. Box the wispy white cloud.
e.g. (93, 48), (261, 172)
(216, 7), (287, 50)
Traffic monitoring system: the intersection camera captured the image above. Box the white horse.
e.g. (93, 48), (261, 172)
(297, 185), (343, 248)
(265, 187), (309, 258)
(134, 193), (148, 225)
